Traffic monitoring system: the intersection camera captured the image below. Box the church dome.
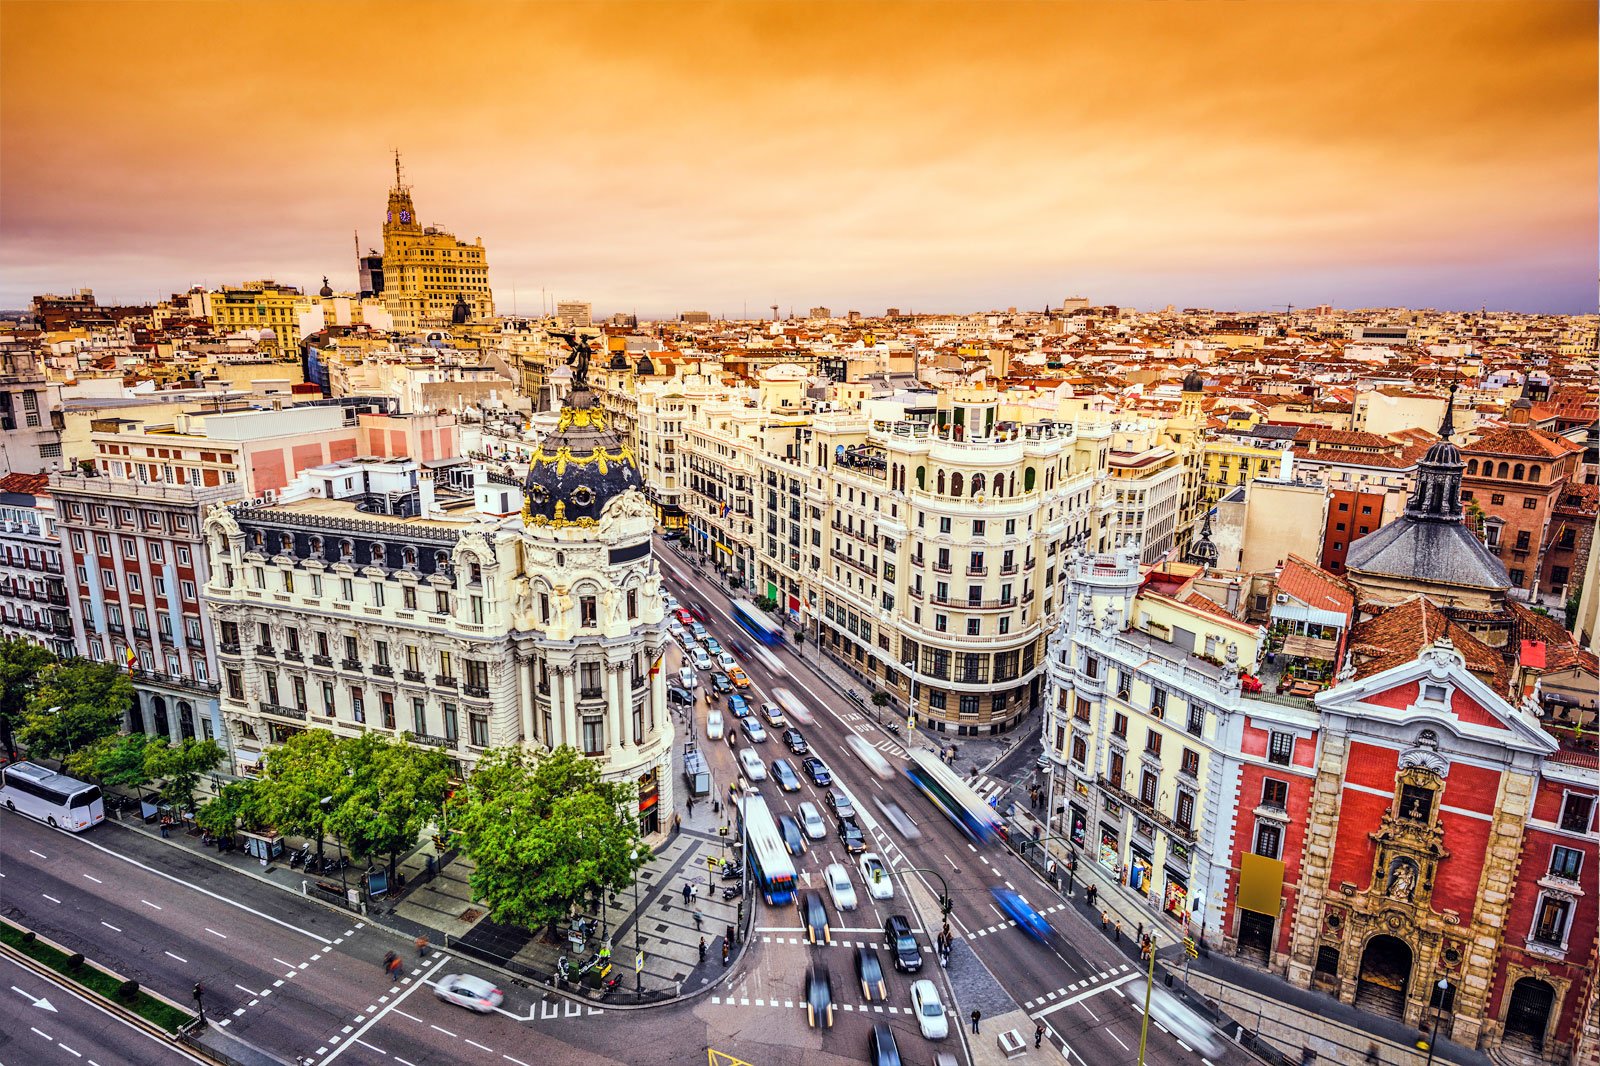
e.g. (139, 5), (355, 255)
(522, 391), (641, 525)
(319, 276), (334, 298)
(1181, 369), (1205, 393)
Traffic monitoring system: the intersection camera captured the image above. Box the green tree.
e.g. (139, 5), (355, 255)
(16, 660), (133, 761)
(252, 729), (348, 864)
(324, 732), (451, 882)
(64, 732), (164, 794)
(146, 737), (225, 814)
(195, 780), (262, 842)
(452, 746), (648, 934)
(0, 638), (56, 761)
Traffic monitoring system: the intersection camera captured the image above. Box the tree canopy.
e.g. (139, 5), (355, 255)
(250, 729), (347, 859)
(16, 659), (133, 761)
(322, 732), (452, 878)
(0, 638), (55, 761)
(451, 746), (648, 932)
(195, 780), (263, 840)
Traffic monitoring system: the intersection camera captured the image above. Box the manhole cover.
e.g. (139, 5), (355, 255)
(655, 923), (668, 933)
(640, 871), (655, 881)
(459, 907), (484, 922)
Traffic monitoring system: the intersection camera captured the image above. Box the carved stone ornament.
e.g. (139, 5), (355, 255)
(1398, 746), (1450, 778)
(1386, 858), (1418, 901)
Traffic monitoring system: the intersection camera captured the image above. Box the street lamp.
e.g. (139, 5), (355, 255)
(1424, 977), (1451, 1066)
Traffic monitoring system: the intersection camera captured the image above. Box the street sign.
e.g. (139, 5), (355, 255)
(1185, 937), (1199, 959)
(906, 714), (916, 731)
(635, 951), (645, 973)
(707, 855), (723, 873)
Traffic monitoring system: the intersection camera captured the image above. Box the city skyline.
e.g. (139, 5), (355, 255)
(2, 0), (1595, 315)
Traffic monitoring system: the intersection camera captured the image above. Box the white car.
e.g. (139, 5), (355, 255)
(859, 853), (894, 900)
(909, 979), (948, 1039)
(760, 701), (787, 727)
(1125, 980), (1227, 1057)
(773, 686), (813, 724)
(716, 651), (737, 672)
(692, 649), (713, 671)
(846, 733), (894, 779)
(667, 621), (684, 639)
(738, 747), (768, 781)
(824, 862), (858, 912)
(798, 802), (827, 840)
(678, 666), (697, 689)
(434, 973), (504, 1013)
(706, 709), (725, 739)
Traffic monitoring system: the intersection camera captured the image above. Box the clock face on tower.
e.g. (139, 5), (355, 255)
(386, 210), (392, 223)
(400, 210), (411, 223)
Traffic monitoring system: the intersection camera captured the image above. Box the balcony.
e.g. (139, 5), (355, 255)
(106, 621), (125, 635)
(261, 702), (308, 721)
(219, 641), (242, 656)
(255, 644), (274, 657)
(412, 733), (457, 750)
(282, 648), (303, 662)
(312, 653), (333, 667)
(370, 663), (393, 677)
(929, 594), (1017, 611)
(434, 674), (458, 689)
(932, 562), (952, 574)
(966, 566), (987, 577)
(186, 634), (206, 651)
(830, 551), (876, 578)
(463, 684), (490, 699)
(999, 565), (1018, 577)
(46, 590), (68, 606)
(1098, 774), (1197, 845)
(340, 658), (363, 673)
(403, 669), (426, 683)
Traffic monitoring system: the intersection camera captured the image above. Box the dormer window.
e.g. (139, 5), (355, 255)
(338, 538), (354, 562)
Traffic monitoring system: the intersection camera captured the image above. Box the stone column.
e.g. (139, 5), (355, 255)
(1286, 731), (1350, 991)
(548, 663), (565, 748)
(165, 697), (182, 744)
(609, 661), (631, 752)
(515, 649), (534, 746)
(650, 644), (668, 742)
(562, 667), (578, 749)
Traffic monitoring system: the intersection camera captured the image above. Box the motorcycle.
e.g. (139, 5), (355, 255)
(599, 973), (622, 998)
(719, 862), (741, 881)
(722, 882), (743, 901)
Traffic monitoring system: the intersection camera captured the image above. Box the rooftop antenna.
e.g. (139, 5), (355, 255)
(393, 149), (404, 188)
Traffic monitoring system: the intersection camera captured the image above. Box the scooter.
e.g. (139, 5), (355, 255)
(599, 973), (622, 998)
(722, 882), (743, 901)
(719, 862), (741, 881)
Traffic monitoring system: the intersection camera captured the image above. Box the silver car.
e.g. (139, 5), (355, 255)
(798, 801), (827, 840)
(434, 973), (504, 1013)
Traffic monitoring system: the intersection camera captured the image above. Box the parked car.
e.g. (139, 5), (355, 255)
(741, 717), (768, 743)
(705, 709), (725, 740)
(800, 890), (831, 944)
(837, 820), (866, 854)
(761, 701), (788, 728)
(770, 758), (800, 792)
(824, 862), (858, 911)
(859, 853), (894, 900)
(667, 685), (694, 706)
(801, 757), (832, 786)
(867, 1022), (903, 1066)
(738, 747), (768, 781)
(798, 801), (827, 840)
(909, 980), (949, 1039)
(884, 915), (922, 973)
(777, 813), (807, 856)
(434, 973), (504, 1013)
(855, 945), (887, 1000)
(804, 965), (833, 1029)
(782, 728), (808, 755)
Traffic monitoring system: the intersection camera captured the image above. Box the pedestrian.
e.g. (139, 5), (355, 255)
(159, 817), (171, 838)
(694, 910), (703, 930)
(1364, 1044), (1381, 1064)
(721, 940), (730, 966)
(415, 934), (429, 957)
(698, 937), (707, 963)
(673, 812), (682, 836)
(387, 955), (402, 980)
(726, 923), (735, 947)
(1113, 919), (1121, 943)
(382, 950), (396, 973)
(1100, 911), (1109, 932)
(687, 796), (696, 816)
(1086, 884), (1098, 907)
(683, 880), (693, 903)
(970, 1008), (982, 1034)
(1035, 1022), (1046, 1048)
(1136, 921), (1144, 942)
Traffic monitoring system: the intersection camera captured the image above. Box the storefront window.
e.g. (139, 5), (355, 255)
(1163, 873), (1188, 918)
(1069, 805), (1087, 848)
(1098, 825), (1119, 871)
(1129, 849), (1154, 895)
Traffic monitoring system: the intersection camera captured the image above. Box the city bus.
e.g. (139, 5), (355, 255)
(740, 795), (798, 905)
(0, 761), (105, 832)
(731, 600), (783, 647)
(904, 749), (1002, 844)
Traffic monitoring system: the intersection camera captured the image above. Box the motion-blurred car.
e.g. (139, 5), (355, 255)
(798, 801), (827, 840)
(770, 758), (800, 792)
(800, 890), (831, 944)
(867, 1022), (903, 1066)
(990, 887), (1055, 944)
(705, 709), (725, 740)
(801, 757), (832, 786)
(1124, 979), (1228, 1058)
(434, 973), (504, 1013)
(855, 945), (887, 1000)
(738, 748), (768, 781)
(824, 862), (858, 911)
(909, 980), (949, 1039)
(872, 797), (922, 841)
(777, 813), (807, 856)
(772, 687), (813, 725)
(859, 853), (894, 900)
(884, 914), (922, 973)
(805, 965), (833, 1028)
(846, 733), (893, 779)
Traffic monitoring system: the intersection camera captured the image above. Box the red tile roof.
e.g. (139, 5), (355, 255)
(1347, 597), (1509, 693)
(1275, 555), (1356, 617)
(1466, 426), (1583, 460)
(0, 472), (48, 495)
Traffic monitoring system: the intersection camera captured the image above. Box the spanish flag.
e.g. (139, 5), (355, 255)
(124, 645), (137, 673)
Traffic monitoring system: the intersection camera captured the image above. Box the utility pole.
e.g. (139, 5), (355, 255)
(1136, 935), (1157, 1066)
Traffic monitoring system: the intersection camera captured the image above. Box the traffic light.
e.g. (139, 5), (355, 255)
(940, 896), (953, 918)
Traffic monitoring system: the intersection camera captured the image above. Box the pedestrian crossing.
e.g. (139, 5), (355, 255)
(1022, 963), (1132, 1010)
(709, 994), (919, 1016)
(969, 774), (1010, 803)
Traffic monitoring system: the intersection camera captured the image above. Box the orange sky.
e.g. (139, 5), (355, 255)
(2, 1), (1594, 315)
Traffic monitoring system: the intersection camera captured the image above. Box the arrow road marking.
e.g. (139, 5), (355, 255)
(12, 985), (60, 1012)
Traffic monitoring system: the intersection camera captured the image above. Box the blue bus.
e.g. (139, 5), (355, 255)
(740, 795), (797, 904)
(904, 749), (1003, 844)
(731, 600), (783, 646)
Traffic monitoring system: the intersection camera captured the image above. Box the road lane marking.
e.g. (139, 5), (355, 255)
(1107, 1030), (1129, 1050)
(100, 922), (121, 932)
(70, 832), (331, 943)
(429, 1024), (456, 1037)
(41, 894), (60, 904)
(356, 1039), (387, 1054)
(504, 1056), (532, 1066)
(140, 900), (161, 910)
(235, 983), (261, 997)
(1031, 974), (1137, 1019)
(28, 849), (48, 859)
(205, 928), (228, 939)
(321, 957), (450, 1065)
(273, 958), (296, 969)
(82, 875), (102, 884)
(32, 1026), (53, 1040)
(164, 951), (188, 963)
(58, 1044), (83, 1058)
(466, 1040), (494, 1052)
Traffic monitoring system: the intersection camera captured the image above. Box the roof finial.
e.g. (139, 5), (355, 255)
(1439, 381), (1457, 440)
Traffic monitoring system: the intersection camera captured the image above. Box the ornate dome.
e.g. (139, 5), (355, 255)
(522, 391), (641, 525)
(319, 275), (334, 298)
(1181, 369), (1205, 393)
(451, 293), (471, 326)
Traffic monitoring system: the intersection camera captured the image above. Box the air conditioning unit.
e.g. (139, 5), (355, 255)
(1274, 593), (1289, 604)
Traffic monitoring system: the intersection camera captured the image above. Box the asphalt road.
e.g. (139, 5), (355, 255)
(655, 538), (1248, 1066)
(0, 950), (207, 1066)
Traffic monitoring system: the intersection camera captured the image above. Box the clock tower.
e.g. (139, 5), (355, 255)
(380, 152), (495, 332)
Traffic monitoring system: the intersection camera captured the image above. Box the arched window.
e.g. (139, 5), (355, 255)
(1466, 459), (1478, 475)
(1512, 463), (1525, 481)
(1025, 468), (1037, 492)
(1527, 466), (1540, 482)
(251, 530), (264, 550)
(951, 473), (964, 497)
(338, 538), (354, 561)
(371, 543), (386, 565)
(309, 535), (323, 555)
(971, 473), (985, 497)
(434, 549), (450, 570)
(916, 466), (926, 491)
(402, 546), (418, 568)
(1496, 462), (1509, 479)
(937, 470), (946, 495)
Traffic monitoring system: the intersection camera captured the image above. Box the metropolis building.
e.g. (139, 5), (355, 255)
(202, 375), (673, 832)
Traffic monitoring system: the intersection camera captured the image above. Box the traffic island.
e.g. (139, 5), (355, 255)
(0, 915), (195, 1032)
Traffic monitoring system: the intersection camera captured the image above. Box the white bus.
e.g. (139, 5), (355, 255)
(0, 761), (105, 831)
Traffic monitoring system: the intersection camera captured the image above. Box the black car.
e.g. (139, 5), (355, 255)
(824, 788), (855, 823)
(800, 890), (831, 944)
(884, 914), (923, 973)
(804, 965), (833, 1029)
(667, 685), (694, 706)
(783, 728), (809, 755)
(855, 945), (887, 1000)
(801, 757), (831, 786)
(837, 820), (866, 853)
(777, 813), (807, 856)
(868, 1022), (903, 1066)
(709, 672), (733, 695)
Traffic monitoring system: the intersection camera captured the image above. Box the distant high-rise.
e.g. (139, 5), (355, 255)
(381, 154), (494, 332)
(356, 236), (384, 299)
(678, 310), (711, 324)
(555, 300), (592, 327)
